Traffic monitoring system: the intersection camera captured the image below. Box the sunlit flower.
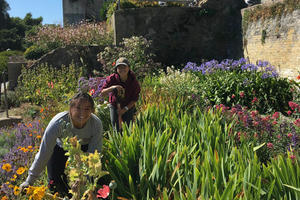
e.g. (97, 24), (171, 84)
(36, 135), (42, 139)
(89, 89), (95, 96)
(287, 110), (292, 115)
(14, 185), (21, 195)
(297, 75), (300, 80)
(97, 185), (110, 199)
(2, 163), (12, 172)
(290, 154), (296, 160)
(1, 196), (9, 200)
(287, 133), (293, 138)
(16, 167), (26, 175)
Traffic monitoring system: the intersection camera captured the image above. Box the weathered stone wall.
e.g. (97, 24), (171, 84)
(29, 45), (105, 76)
(113, 0), (246, 66)
(63, 0), (104, 25)
(242, 6), (300, 79)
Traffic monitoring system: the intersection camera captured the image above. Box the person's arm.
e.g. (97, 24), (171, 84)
(118, 101), (137, 116)
(24, 122), (60, 185)
(101, 85), (124, 97)
(87, 115), (103, 153)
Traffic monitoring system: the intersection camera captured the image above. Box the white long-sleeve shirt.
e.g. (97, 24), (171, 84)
(26, 111), (103, 184)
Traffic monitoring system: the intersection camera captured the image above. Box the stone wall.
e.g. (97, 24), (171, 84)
(63, 0), (104, 25)
(242, 5), (300, 79)
(113, 0), (246, 66)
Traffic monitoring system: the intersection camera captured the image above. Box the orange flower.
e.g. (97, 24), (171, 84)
(1, 196), (9, 200)
(36, 135), (41, 139)
(40, 108), (44, 113)
(297, 75), (300, 80)
(2, 163), (12, 172)
(28, 146), (33, 149)
(16, 167), (26, 175)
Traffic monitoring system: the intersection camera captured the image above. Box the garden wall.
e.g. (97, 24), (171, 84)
(242, 5), (300, 79)
(112, 0), (246, 66)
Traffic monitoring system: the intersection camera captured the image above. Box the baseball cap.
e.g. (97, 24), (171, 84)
(115, 57), (130, 67)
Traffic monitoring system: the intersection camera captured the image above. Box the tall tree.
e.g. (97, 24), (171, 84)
(0, 0), (10, 29)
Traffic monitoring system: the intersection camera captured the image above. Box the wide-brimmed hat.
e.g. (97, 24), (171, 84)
(115, 57), (130, 68)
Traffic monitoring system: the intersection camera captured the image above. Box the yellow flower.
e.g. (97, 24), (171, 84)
(2, 163), (12, 172)
(8, 184), (14, 188)
(53, 192), (58, 199)
(27, 186), (47, 200)
(16, 167), (26, 175)
(28, 146), (33, 149)
(1, 196), (9, 200)
(14, 185), (21, 195)
(11, 174), (17, 181)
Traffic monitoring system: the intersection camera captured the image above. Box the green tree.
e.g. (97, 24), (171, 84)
(0, 0), (10, 29)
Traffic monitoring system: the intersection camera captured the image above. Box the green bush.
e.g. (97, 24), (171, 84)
(15, 63), (83, 105)
(98, 36), (162, 79)
(0, 50), (24, 75)
(0, 90), (20, 109)
(24, 45), (48, 60)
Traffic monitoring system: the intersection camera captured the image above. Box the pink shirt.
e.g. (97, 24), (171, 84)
(101, 71), (141, 108)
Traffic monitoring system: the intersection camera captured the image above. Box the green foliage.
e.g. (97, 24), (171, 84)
(15, 63), (83, 106)
(98, 36), (162, 79)
(0, 50), (23, 75)
(0, 90), (20, 109)
(24, 45), (47, 60)
(194, 70), (294, 114)
(99, 0), (114, 21)
(103, 99), (300, 199)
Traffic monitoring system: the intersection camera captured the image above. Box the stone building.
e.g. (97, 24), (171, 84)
(62, 0), (104, 25)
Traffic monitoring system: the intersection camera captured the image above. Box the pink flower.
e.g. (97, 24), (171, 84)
(287, 133), (293, 138)
(251, 97), (258, 104)
(253, 121), (259, 126)
(272, 112), (279, 119)
(272, 121), (277, 125)
(277, 135), (281, 139)
(97, 185), (110, 199)
(290, 155), (296, 160)
(294, 119), (300, 127)
(239, 92), (244, 98)
(267, 142), (273, 149)
(231, 94), (235, 99)
(287, 110), (292, 115)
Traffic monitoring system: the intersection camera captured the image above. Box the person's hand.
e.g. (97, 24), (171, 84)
(19, 181), (30, 192)
(112, 85), (125, 97)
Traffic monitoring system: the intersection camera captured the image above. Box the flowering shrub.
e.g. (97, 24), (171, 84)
(25, 22), (113, 59)
(98, 36), (162, 79)
(0, 120), (43, 199)
(215, 104), (299, 163)
(183, 58), (295, 114)
(16, 63), (83, 106)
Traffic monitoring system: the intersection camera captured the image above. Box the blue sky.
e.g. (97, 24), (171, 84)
(6, 0), (63, 25)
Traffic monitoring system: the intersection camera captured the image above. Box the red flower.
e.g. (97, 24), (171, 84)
(251, 97), (258, 104)
(290, 155), (296, 160)
(89, 89), (95, 96)
(97, 185), (110, 199)
(272, 112), (279, 119)
(239, 92), (244, 98)
(267, 143), (273, 149)
(297, 75), (300, 80)
(231, 94), (235, 99)
(112, 61), (116, 66)
(287, 110), (292, 115)
(287, 133), (293, 138)
(294, 119), (300, 127)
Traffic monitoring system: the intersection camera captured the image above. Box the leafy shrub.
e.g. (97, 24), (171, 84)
(0, 91), (20, 110)
(24, 45), (48, 60)
(16, 63), (83, 105)
(0, 50), (24, 75)
(25, 22), (113, 58)
(98, 36), (162, 79)
(183, 58), (295, 114)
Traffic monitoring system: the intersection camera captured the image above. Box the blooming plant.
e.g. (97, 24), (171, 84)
(98, 36), (162, 79)
(25, 21), (113, 59)
(183, 58), (295, 114)
(0, 120), (43, 199)
(62, 136), (110, 200)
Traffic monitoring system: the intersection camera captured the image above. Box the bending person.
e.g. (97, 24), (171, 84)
(20, 92), (103, 198)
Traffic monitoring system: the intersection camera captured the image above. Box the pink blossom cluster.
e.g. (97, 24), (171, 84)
(26, 21), (108, 47)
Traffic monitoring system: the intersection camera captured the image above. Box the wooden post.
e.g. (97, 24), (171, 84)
(2, 72), (9, 118)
